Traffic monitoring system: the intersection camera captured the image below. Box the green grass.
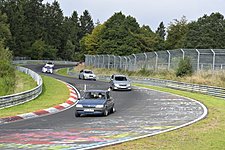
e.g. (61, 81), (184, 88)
(101, 83), (225, 150)
(14, 70), (37, 93)
(55, 68), (72, 77)
(0, 75), (70, 118)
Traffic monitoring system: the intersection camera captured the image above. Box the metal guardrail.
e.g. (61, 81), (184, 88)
(13, 60), (78, 65)
(131, 77), (225, 99)
(66, 68), (225, 99)
(0, 66), (43, 109)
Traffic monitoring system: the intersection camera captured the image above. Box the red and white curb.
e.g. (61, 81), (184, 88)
(0, 83), (79, 124)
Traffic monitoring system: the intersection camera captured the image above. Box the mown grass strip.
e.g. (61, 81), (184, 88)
(0, 75), (69, 118)
(101, 83), (225, 150)
(55, 68), (68, 76)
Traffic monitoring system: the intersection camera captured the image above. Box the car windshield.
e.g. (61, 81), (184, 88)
(45, 66), (52, 69)
(83, 92), (105, 99)
(115, 76), (127, 81)
(84, 70), (93, 74)
(47, 62), (53, 65)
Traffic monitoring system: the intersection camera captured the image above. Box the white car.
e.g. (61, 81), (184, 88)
(44, 62), (54, 68)
(42, 66), (53, 74)
(79, 69), (96, 80)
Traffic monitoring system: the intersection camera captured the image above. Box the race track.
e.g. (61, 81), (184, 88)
(0, 65), (207, 150)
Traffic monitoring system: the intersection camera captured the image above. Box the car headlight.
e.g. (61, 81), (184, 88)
(114, 84), (120, 87)
(76, 104), (83, 108)
(127, 83), (131, 87)
(96, 105), (104, 108)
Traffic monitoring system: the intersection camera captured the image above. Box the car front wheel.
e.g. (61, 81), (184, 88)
(103, 109), (109, 116)
(75, 111), (80, 117)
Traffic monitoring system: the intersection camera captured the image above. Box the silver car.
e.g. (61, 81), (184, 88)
(109, 74), (131, 91)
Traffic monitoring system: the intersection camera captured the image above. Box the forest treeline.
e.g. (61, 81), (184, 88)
(0, 0), (225, 62)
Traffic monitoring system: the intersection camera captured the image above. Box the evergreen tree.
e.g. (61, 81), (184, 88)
(79, 10), (94, 36)
(156, 21), (166, 40)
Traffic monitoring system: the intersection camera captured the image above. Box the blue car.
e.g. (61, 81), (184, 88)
(75, 90), (115, 117)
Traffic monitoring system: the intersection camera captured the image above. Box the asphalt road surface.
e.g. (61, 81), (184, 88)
(0, 64), (207, 150)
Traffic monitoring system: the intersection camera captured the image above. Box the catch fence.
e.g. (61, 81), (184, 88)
(85, 49), (225, 72)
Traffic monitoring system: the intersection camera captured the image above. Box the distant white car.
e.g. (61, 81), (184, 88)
(42, 66), (53, 74)
(79, 69), (96, 80)
(44, 62), (54, 68)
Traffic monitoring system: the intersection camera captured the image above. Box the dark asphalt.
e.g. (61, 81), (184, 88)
(0, 64), (207, 150)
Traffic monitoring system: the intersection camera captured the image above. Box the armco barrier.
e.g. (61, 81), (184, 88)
(0, 66), (42, 109)
(13, 60), (78, 65)
(131, 77), (225, 99)
(66, 69), (225, 99)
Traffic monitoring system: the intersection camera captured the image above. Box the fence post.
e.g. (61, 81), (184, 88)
(124, 56), (128, 71)
(154, 52), (158, 70)
(167, 50), (171, 70)
(143, 53), (147, 69)
(102, 55), (104, 68)
(196, 49), (200, 71)
(181, 49), (185, 59)
(107, 55), (110, 69)
(132, 54), (137, 70)
(119, 56), (122, 69)
(211, 49), (215, 71)
(113, 55), (116, 69)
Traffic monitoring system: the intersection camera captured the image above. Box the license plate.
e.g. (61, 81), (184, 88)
(84, 109), (94, 112)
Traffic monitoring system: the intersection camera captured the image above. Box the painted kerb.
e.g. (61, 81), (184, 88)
(0, 66), (43, 109)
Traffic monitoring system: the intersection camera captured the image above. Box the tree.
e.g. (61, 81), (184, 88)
(184, 13), (225, 48)
(176, 57), (193, 77)
(43, 1), (64, 57)
(0, 10), (11, 44)
(156, 21), (166, 40)
(79, 10), (94, 37)
(30, 39), (57, 60)
(166, 16), (188, 49)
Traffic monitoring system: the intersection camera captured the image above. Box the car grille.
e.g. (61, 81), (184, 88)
(83, 105), (95, 108)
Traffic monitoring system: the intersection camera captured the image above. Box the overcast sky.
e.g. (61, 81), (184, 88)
(43, 0), (225, 31)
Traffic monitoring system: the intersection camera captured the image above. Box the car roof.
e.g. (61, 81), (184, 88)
(84, 90), (108, 93)
(114, 74), (127, 77)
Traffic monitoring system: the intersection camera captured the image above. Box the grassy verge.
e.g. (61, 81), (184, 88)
(101, 83), (225, 150)
(14, 70), (37, 93)
(0, 75), (70, 118)
(55, 68), (69, 77)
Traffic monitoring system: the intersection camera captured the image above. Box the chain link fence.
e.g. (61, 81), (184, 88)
(85, 49), (225, 72)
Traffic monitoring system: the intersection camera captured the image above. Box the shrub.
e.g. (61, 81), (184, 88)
(176, 57), (193, 77)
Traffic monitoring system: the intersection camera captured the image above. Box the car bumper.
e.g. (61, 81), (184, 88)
(84, 76), (96, 80)
(75, 108), (104, 115)
(112, 86), (131, 90)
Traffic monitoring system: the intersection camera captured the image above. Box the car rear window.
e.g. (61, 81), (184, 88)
(115, 76), (127, 81)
